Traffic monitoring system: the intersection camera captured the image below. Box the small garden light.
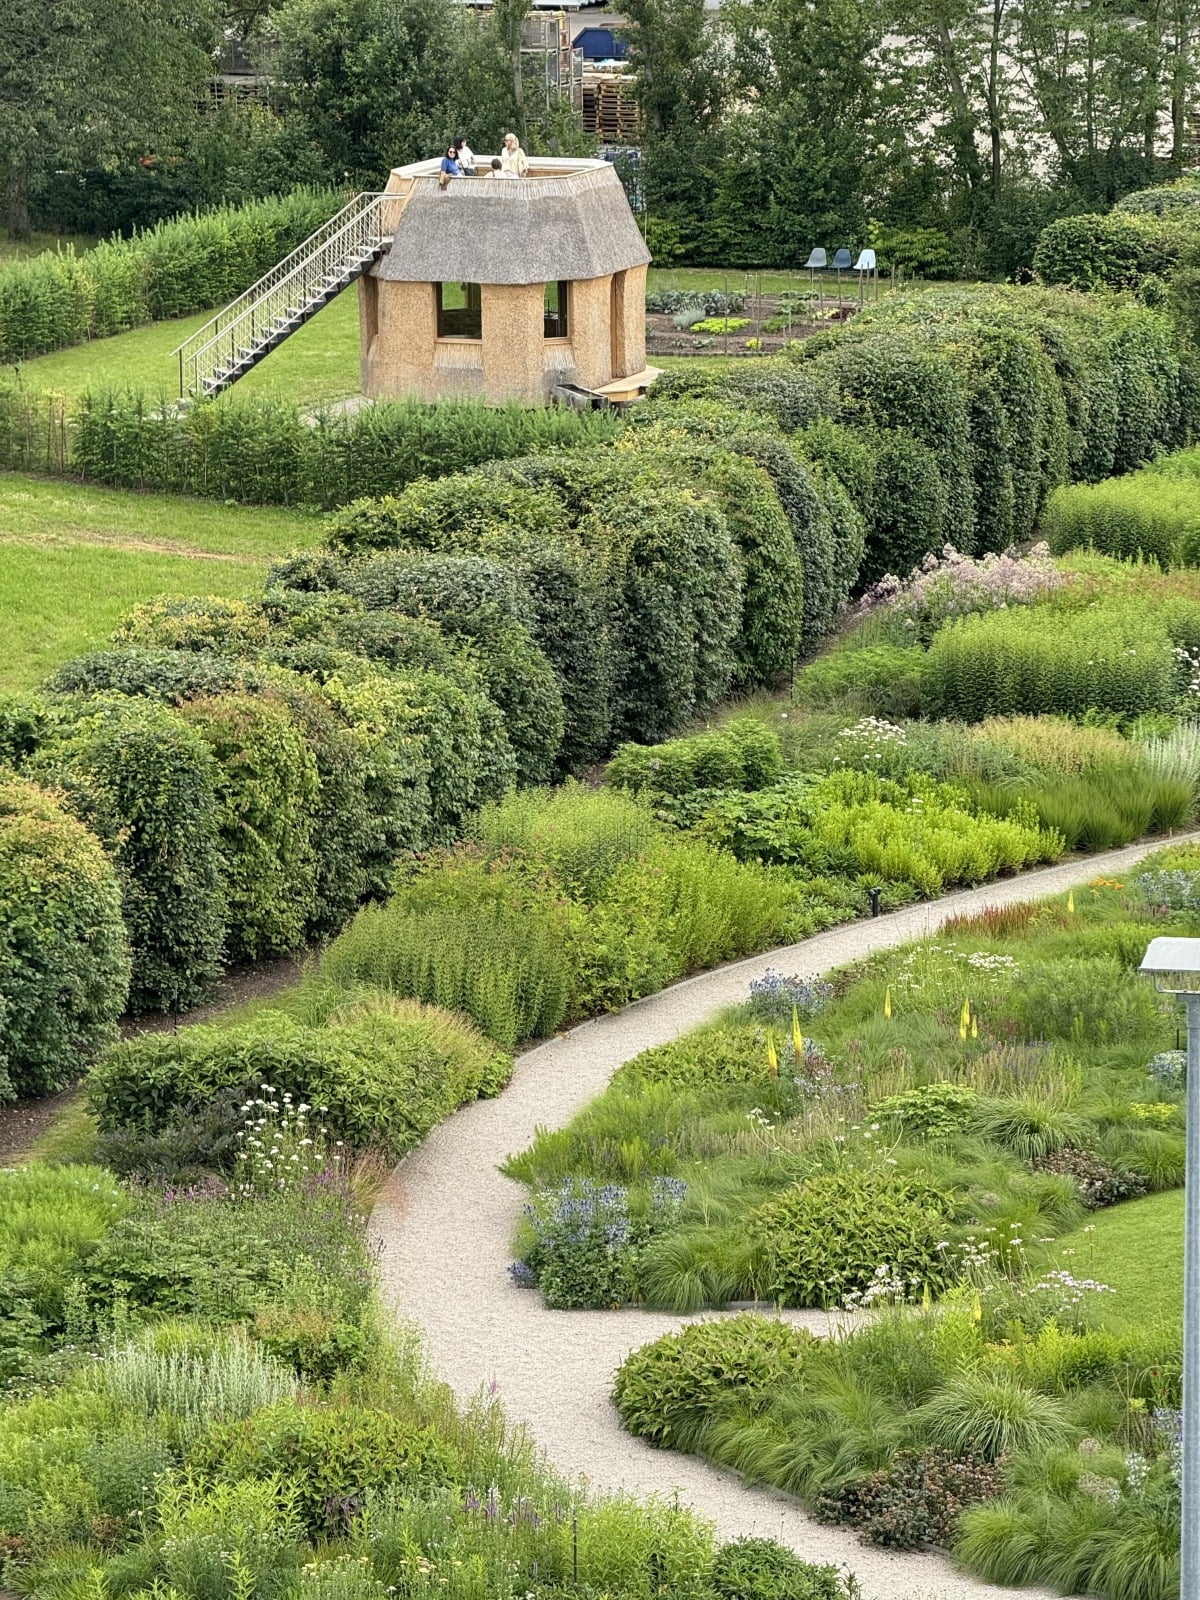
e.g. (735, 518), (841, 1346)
(1138, 935), (1200, 1591)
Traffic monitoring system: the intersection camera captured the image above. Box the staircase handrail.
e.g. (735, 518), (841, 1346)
(172, 190), (395, 396)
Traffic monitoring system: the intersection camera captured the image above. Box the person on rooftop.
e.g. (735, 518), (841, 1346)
(500, 133), (529, 177)
(457, 137), (477, 175)
(438, 144), (463, 189)
(490, 156), (518, 179)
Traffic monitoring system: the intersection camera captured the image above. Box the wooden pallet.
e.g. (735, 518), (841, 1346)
(583, 75), (638, 141)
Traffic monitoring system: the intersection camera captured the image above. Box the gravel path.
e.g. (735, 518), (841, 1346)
(372, 837), (1198, 1600)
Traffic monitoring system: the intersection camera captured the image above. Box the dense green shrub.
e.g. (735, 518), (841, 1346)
(1033, 210), (1189, 292)
(325, 479), (613, 772)
(270, 549), (561, 784)
(0, 778), (130, 1099)
(319, 666), (510, 842)
(613, 1314), (813, 1450)
(87, 994), (509, 1158)
(623, 439), (804, 684)
(47, 647), (267, 702)
(3, 695), (227, 1015)
(179, 693), (320, 963)
(751, 1171), (951, 1309)
(575, 481), (741, 741)
(189, 1402), (458, 1536)
(802, 331), (976, 554)
(709, 1538), (848, 1600)
(922, 605), (1177, 722)
(0, 189), (340, 363)
(605, 718), (782, 799)
(66, 388), (620, 507)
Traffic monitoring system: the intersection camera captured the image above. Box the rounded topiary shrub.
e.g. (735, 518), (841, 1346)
(752, 1170), (950, 1309)
(179, 692), (320, 963)
(613, 1313), (813, 1450)
(21, 695), (227, 1015)
(0, 778), (130, 1098)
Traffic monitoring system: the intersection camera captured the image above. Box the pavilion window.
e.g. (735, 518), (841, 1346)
(436, 282), (482, 339)
(543, 280), (569, 338)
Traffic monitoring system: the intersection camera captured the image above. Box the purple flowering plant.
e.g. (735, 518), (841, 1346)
(856, 543), (1065, 644)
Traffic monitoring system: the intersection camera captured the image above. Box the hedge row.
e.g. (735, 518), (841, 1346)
(2, 437), (799, 1033)
(641, 285), (1199, 591)
(0, 385), (622, 507)
(0, 189), (341, 364)
(1034, 178), (1200, 293)
(0, 778), (130, 1100)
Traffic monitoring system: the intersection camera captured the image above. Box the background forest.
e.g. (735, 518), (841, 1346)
(3, 0), (1197, 279)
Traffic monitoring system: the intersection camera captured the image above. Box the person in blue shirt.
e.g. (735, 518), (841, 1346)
(438, 145), (462, 189)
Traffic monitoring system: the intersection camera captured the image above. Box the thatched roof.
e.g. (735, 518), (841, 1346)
(372, 158), (651, 286)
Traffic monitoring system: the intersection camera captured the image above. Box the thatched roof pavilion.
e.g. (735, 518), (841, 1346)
(359, 156), (653, 405)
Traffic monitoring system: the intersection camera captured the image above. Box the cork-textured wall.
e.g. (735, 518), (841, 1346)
(481, 283), (547, 404)
(361, 268), (644, 404)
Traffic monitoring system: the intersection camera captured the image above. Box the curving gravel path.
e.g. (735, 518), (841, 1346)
(372, 836), (1199, 1600)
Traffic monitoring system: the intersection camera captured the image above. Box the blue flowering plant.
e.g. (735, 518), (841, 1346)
(747, 970), (833, 1025)
(1148, 1048), (1187, 1089)
(512, 1176), (687, 1309)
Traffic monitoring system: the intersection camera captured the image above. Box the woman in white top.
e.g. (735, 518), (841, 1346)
(500, 133), (529, 177)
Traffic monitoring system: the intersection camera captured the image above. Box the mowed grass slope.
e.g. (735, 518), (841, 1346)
(1049, 1188), (1184, 1331)
(9, 288), (363, 408)
(0, 473), (321, 691)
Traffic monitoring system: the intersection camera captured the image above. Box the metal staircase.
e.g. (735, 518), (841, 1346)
(173, 189), (408, 400)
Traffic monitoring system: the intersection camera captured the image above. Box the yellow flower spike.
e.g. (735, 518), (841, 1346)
(883, 986), (892, 1020)
(959, 998), (970, 1040)
(1067, 889), (1075, 914)
(766, 1030), (779, 1077)
(971, 1014), (978, 1039)
(921, 1283), (932, 1311)
(972, 1291), (983, 1324)
(792, 1005), (804, 1060)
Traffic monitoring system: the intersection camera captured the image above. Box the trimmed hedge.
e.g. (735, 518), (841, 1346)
(0, 385), (622, 509)
(0, 695), (227, 1015)
(324, 478), (612, 772)
(179, 693), (321, 964)
(0, 190), (341, 363)
(0, 778), (130, 1098)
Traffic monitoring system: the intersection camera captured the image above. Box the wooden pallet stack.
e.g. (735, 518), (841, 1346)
(583, 72), (638, 141)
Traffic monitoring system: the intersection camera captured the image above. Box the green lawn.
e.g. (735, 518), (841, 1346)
(0, 471), (321, 691)
(1050, 1189), (1183, 1331)
(12, 288), (363, 407)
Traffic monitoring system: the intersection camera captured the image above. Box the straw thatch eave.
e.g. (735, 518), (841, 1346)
(371, 163), (651, 286)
